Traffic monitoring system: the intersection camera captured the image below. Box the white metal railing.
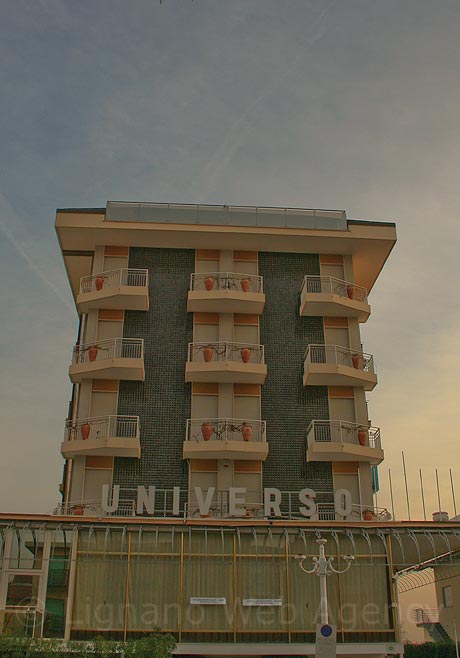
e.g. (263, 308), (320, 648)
(64, 415), (140, 442)
(186, 418), (266, 443)
(305, 344), (375, 373)
(190, 272), (263, 293)
(50, 489), (393, 520)
(187, 341), (264, 364)
(52, 499), (136, 517)
(307, 420), (381, 450)
(300, 275), (368, 303)
(79, 268), (148, 294)
(350, 504), (392, 521)
(72, 338), (144, 364)
(414, 608), (439, 625)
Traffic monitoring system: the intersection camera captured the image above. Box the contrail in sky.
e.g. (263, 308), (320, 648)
(0, 199), (74, 313)
(197, 0), (338, 193)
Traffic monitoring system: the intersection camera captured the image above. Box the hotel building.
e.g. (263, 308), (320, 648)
(1, 202), (459, 656)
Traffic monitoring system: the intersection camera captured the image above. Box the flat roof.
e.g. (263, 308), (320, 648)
(56, 201), (394, 231)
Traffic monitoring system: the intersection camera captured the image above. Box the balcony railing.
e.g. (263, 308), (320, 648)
(72, 338), (144, 364)
(300, 275), (368, 303)
(305, 344), (375, 373)
(190, 272), (263, 293)
(307, 420), (381, 450)
(79, 268), (148, 294)
(187, 341), (264, 364)
(64, 415), (140, 442)
(186, 418), (266, 443)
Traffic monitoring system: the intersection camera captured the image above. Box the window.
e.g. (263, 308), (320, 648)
(442, 585), (453, 608)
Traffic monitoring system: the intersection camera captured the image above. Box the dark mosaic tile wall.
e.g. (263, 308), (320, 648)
(258, 253), (333, 496)
(114, 247), (194, 492)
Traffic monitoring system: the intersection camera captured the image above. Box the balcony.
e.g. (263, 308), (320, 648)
(306, 420), (383, 464)
(185, 342), (267, 384)
(183, 418), (268, 461)
(61, 415), (141, 459)
(77, 268), (149, 312)
(303, 344), (377, 390)
(69, 338), (144, 383)
(187, 272), (265, 314)
(299, 276), (370, 322)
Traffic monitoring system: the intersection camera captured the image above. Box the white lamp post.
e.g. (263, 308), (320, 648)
(296, 538), (355, 625)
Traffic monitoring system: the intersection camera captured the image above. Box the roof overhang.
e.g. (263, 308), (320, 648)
(0, 513), (457, 571)
(55, 204), (396, 306)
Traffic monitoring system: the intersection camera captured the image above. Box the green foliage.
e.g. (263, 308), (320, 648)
(125, 633), (176, 658)
(404, 642), (459, 658)
(0, 633), (175, 658)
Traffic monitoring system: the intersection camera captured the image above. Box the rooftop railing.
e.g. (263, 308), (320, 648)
(190, 272), (263, 293)
(316, 502), (392, 522)
(64, 415), (140, 442)
(72, 338), (144, 364)
(53, 499), (136, 517)
(79, 268), (148, 294)
(300, 275), (368, 303)
(187, 341), (264, 364)
(307, 420), (381, 450)
(186, 418), (266, 443)
(305, 344), (375, 373)
(51, 489), (393, 520)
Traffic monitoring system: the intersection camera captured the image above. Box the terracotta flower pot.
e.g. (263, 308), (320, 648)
(242, 424), (252, 441)
(73, 505), (85, 516)
(357, 428), (368, 446)
(204, 276), (215, 291)
(95, 276), (104, 291)
(346, 284), (355, 299)
(88, 346), (98, 362)
(201, 423), (213, 441)
(240, 348), (251, 363)
(240, 278), (251, 292)
(203, 346), (213, 362)
(81, 423), (91, 440)
(351, 354), (360, 369)
(363, 510), (375, 521)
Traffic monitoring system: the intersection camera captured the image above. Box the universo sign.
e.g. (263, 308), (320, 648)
(101, 485), (357, 518)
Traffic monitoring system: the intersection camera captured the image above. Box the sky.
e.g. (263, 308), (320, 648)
(0, 0), (460, 517)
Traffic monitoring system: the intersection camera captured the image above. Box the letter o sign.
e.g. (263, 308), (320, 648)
(334, 489), (352, 518)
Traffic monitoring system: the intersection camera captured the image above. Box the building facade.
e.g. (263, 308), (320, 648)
(4, 202), (459, 656)
(57, 202), (393, 520)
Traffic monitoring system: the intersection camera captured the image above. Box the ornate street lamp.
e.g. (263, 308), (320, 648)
(296, 538), (355, 625)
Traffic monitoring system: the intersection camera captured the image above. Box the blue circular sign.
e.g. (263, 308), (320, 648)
(320, 624), (333, 637)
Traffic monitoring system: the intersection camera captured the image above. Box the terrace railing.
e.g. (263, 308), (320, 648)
(305, 344), (375, 373)
(64, 415), (140, 442)
(300, 275), (368, 303)
(187, 341), (264, 364)
(72, 338), (144, 364)
(186, 418), (266, 443)
(51, 488), (392, 521)
(190, 272), (263, 293)
(307, 420), (381, 450)
(79, 268), (148, 294)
